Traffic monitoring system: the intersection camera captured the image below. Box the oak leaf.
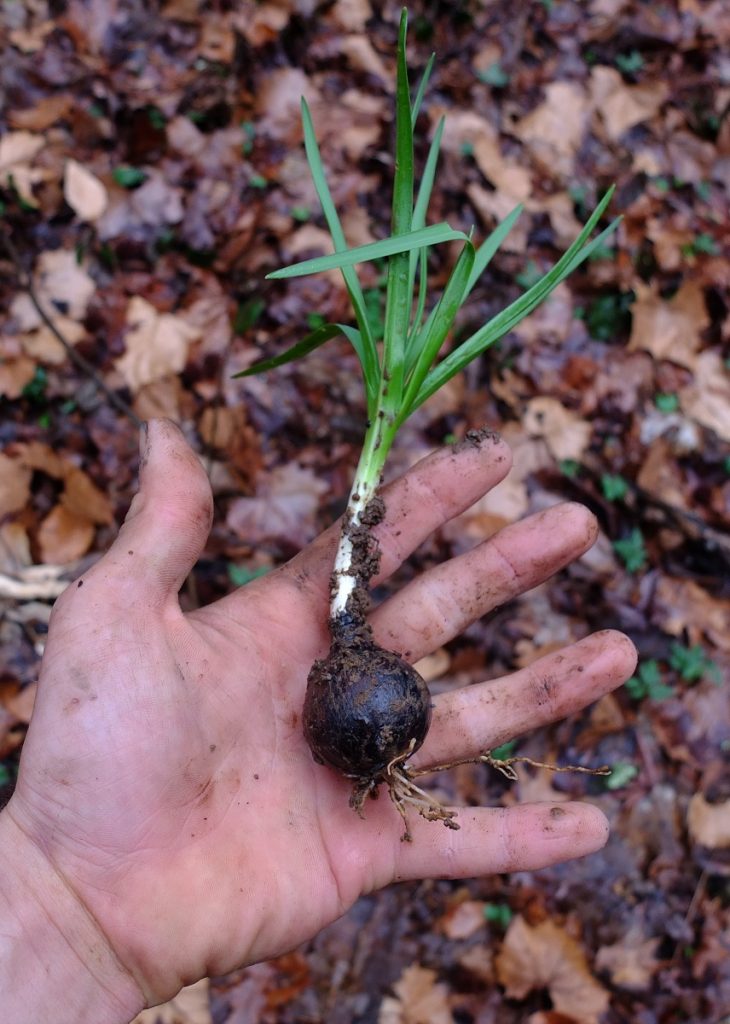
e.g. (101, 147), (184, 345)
(0, 454), (32, 518)
(496, 917), (609, 1024)
(379, 965), (454, 1024)
(64, 159), (108, 221)
(37, 505), (95, 564)
(116, 297), (201, 393)
(513, 83), (589, 177)
(687, 794), (730, 849)
(595, 925), (660, 991)
(523, 397), (592, 461)
(590, 66), (668, 139)
(0, 130), (46, 205)
(628, 280), (708, 369)
(680, 350), (730, 442)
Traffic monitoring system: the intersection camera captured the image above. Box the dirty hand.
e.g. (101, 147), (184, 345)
(0, 419), (636, 1023)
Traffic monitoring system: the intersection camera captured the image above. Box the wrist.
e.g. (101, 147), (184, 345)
(0, 808), (144, 1024)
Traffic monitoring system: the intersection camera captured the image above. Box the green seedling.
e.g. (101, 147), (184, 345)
(236, 9), (618, 838)
(669, 642), (722, 685)
(625, 660), (674, 701)
(614, 527), (647, 573)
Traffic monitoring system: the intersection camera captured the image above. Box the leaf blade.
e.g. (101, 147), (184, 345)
(232, 323), (345, 377)
(266, 222), (468, 279)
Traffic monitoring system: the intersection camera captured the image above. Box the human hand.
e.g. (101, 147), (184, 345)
(0, 419), (636, 1020)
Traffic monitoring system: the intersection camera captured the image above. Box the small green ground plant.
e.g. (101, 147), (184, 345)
(238, 10), (618, 837)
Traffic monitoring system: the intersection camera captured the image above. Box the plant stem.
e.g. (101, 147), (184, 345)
(329, 404), (397, 620)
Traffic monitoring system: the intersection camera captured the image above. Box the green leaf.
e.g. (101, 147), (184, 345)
(516, 259), (542, 289)
(412, 189), (619, 409)
(606, 761), (639, 790)
(484, 902), (513, 928)
(112, 165), (147, 188)
(411, 53), (435, 126)
(407, 116), (444, 301)
(478, 62), (509, 87)
(400, 239), (476, 421)
(601, 473), (629, 501)
(559, 459), (581, 478)
(655, 392), (679, 413)
(490, 739), (517, 760)
(232, 323), (345, 377)
(382, 7), (416, 407)
(626, 660), (674, 701)
(465, 204), (523, 297)
(613, 527), (647, 573)
(299, 97), (379, 411)
(615, 50), (644, 74)
(669, 642), (721, 684)
(228, 564), (269, 586)
(266, 223), (467, 280)
(233, 297), (264, 334)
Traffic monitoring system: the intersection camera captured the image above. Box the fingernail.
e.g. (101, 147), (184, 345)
(139, 420), (149, 459)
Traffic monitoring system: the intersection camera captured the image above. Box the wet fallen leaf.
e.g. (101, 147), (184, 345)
(628, 280), (709, 369)
(654, 577), (730, 653)
(62, 466), (114, 525)
(227, 462), (327, 549)
(438, 899), (487, 940)
(590, 66), (668, 139)
(5, 681), (37, 724)
(131, 979), (211, 1024)
(0, 355), (36, 398)
(379, 964), (454, 1024)
(9, 94), (72, 131)
(595, 925), (660, 991)
(116, 297), (201, 393)
(37, 504), (95, 565)
(64, 159), (108, 221)
(687, 794), (730, 849)
(0, 130), (46, 205)
(0, 522), (32, 573)
(496, 917), (609, 1024)
(523, 397), (592, 461)
(513, 82), (589, 177)
(340, 34), (389, 83)
(330, 0), (372, 31)
(0, 453), (32, 518)
(680, 350), (730, 442)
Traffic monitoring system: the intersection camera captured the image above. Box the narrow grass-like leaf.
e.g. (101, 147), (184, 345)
(399, 239), (475, 422)
(407, 115), (445, 301)
(338, 324), (378, 413)
(233, 323), (346, 377)
(266, 223), (466, 280)
(412, 190), (618, 408)
(465, 204), (523, 297)
(408, 247), (428, 347)
(300, 98), (379, 404)
(382, 8), (416, 407)
(411, 53), (435, 127)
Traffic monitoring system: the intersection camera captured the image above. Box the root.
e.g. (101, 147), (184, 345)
(410, 751), (612, 781)
(387, 767), (459, 842)
(349, 749), (610, 842)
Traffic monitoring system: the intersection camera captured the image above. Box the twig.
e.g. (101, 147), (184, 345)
(0, 230), (142, 428)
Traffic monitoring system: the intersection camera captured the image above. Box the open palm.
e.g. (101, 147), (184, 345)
(5, 419), (635, 1012)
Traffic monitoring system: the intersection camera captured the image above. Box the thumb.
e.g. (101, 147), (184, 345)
(102, 419), (213, 606)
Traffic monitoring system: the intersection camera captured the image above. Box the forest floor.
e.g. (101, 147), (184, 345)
(0, 1), (729, 1022)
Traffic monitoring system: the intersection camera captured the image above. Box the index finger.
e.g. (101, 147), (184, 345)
(279, 429), (512, 603)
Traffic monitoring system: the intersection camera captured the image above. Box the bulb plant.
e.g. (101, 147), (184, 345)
(237, 9), (617, 839)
